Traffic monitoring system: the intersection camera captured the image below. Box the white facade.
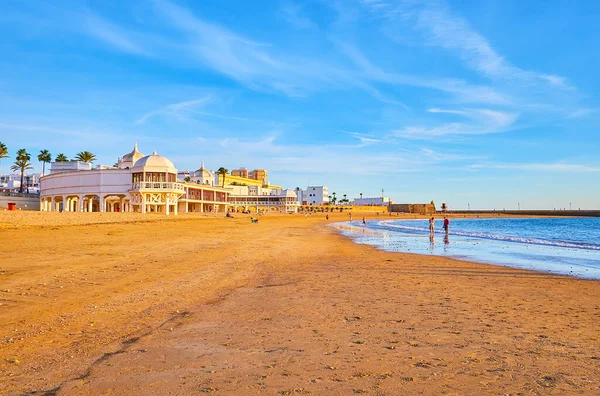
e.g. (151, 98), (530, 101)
(299, 186), (329, 205)
(39, 145), (229, 215)
(227, 185), (299, 213)
(353, 197), (391, 206)
(1, 173), (42, 191)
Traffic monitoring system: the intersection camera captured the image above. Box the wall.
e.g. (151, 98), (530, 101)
(0, 195), (40, 210)
(389, 203), (436, 214)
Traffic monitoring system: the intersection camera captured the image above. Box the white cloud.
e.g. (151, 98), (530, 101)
(393, 108), (519, 139)
(360, 0), (575, 90)
(82, 12), (151, 56)
(135, 96), (212, 125)
(470, 162), (600, 172)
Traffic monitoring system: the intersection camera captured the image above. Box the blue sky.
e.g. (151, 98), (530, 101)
(1, 0), (599, 209)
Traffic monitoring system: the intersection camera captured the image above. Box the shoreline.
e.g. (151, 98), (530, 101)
(1, 212), (599, 394)
(332, 218), (600, 281)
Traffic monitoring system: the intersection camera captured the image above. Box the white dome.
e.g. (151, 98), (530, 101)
(133, 151), (176, 170)
(121, 142), (144, 162)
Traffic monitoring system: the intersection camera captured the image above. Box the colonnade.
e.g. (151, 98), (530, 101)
(40, 194), (132, 213)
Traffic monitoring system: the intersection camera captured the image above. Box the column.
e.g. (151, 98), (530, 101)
(40, 198), (45, 211)
(51, 197), (56, 212)
(99, 195), (105, 212)
(63, 195), (69, 212)
(88, 197), (93, 212)
(78, 195), (84, 212)
(141, 195), (146, 214)
(119, 198), (124, 213)
(165, 197), (170, 215)
(174, 199), (178, 216)
(200, 202), (204, 213)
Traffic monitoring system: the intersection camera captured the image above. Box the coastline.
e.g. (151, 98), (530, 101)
(1, 212), (599, 394)
(332, 217), (600, 280)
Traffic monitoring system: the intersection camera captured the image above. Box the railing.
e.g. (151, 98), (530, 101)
(0, 191), (40, 198)
(131, 182), (186, 192)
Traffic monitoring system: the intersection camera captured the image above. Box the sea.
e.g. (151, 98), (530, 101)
(334, 217), (600, 280)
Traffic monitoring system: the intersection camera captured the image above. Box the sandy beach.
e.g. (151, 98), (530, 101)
(0, 211), (599, 395)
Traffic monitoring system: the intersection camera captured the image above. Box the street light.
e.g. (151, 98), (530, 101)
(468, 203), (470, 210)
(518, 202), (520, 211)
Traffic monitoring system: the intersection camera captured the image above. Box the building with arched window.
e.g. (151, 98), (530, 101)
(39, 144), (230, 214)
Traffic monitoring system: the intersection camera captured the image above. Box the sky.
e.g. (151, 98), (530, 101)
(1, 0), (599, 210)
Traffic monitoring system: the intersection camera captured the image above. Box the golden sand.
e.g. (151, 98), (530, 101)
(0, 212), (598, 394)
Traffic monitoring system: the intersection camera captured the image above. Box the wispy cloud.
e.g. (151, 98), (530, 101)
(470, 162), (600, 172)
(82, 12), (150, 56)
(134, 96), (212, 125)
(360, 0), (574, 90)
(392, 108), (519, 139)
(279, 1), (316, 29)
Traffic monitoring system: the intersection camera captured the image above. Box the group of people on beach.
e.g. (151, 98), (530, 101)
(429, 216), (450, 238)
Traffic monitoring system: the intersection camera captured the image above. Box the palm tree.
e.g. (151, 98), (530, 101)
(360, 193), (363, 199)
(37, 149), (52, 175)
(217, 167), (228, 187)
(0, 141), (8, 172)
(328, 195), (332, 205)
(75, 151), (97, 163)
(343, 194), (347, 204)
(332, 192), (337, 205)
(11, 149), (33, 193)
(55, 153), (68, 162)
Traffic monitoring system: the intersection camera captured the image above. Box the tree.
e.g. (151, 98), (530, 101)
(37, 149), (52, 175)
(10, 149), (33, 193)
(360, 193), (363, 199)
(75, 151), (97, 163)
(217, 167), (228, 187)
(332, 192), (337, 205)
(55, 153), (68, 162)
(184, 176), (191, 182)
(0, 141), (8, 172)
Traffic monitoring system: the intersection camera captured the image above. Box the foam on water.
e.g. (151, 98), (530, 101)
(334, 217), (600, 279)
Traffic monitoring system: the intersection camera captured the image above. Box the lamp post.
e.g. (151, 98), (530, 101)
(570, 202), (572, 210)
(518, 202), (520, 211)
(468, 203), (470, 211)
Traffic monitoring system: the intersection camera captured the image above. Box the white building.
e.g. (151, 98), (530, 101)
(299, 186), (329, 205)
(227, 185), (299, 213)
(353, 197), (391, 206)
(39, 144), (230, 214)
(0, 173), (42, 192)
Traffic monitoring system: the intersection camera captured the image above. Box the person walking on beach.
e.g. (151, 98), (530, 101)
(349, 213), (352, 221)
(429, 217), (435, 237)
(443, 216), (450, 236)
(362, 217), (366, 226)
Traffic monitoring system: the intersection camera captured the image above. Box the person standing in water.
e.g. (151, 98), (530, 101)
(443, 216), (450, 236)
(429, 217), (435, 237)
(362, 217), (366, 226)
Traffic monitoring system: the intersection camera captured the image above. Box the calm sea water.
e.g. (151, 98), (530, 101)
(334, 217), (600, 279)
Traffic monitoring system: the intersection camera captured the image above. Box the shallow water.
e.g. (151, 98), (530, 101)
(334, 217), (600, 279)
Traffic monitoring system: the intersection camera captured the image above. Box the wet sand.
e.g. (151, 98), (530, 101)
(0, 212), (598, 395)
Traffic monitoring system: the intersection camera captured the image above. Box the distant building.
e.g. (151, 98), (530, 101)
(230, 168), (268, 183)
(0, 172), (42, 192)
(227, 185), (299, 214)
(353, 197), (391, 206)
(299, 186), (329, 205)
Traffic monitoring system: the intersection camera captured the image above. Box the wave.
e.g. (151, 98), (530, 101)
(376, 221), (600, 251)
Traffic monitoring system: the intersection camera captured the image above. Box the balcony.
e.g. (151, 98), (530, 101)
(131, 182), (186, 192)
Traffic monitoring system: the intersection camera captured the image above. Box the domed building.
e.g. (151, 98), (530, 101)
(117, 143), (145, 169)
(39, 144), (231, 215)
